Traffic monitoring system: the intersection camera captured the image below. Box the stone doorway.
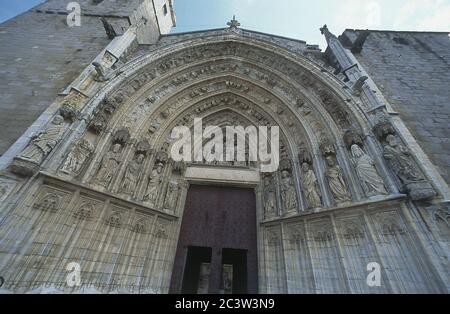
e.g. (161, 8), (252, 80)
(169, 185), (258, 294)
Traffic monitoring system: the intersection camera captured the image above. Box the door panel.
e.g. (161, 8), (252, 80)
(169, 185), (258, 294)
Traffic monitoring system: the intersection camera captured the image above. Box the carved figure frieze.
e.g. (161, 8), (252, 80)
(325, 156), (351, 204)
(350, 144), (388, 197)
(61, 138), (94, 175)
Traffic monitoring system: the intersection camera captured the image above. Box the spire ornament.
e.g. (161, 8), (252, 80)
(227, 15), (241, 29)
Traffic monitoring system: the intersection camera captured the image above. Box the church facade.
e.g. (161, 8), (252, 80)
(0, 0), (449, 294)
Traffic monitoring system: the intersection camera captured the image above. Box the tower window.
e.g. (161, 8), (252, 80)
(163, 4), (168, 15)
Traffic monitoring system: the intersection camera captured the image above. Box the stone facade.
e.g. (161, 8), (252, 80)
(0, 1), (448, 294)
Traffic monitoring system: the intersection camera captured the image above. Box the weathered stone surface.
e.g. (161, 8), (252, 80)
(0, 1), (448, 295)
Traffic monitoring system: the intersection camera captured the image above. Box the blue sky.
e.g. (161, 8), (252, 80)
(1, 0), (449, 49)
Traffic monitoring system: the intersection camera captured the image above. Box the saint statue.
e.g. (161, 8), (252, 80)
(325, 156), (351, 204)
(121, 153), (145, 194)
(144, 163), (164, 204)
(164, 182), (180, 210)
(19, 115), (65, 164)
(351, 144), (388, 196)
(61, 138), (94, 175)
(280, 170), (297, 212)
(383, 134), (423, 184)
(93, 143), (122, 187)
(300, 162), (322, 209)
(263, 176), (277, 218)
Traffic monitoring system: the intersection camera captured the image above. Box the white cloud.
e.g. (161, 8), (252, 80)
(416, 4), (450, 30)
(332, 0), (382, 32)
(394, 0), (450, 31)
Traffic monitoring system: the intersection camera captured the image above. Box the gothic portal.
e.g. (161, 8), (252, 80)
(0, 1), (449, 294)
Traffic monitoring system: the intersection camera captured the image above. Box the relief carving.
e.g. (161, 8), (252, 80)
(73, 203), (95, 221)
(11, 115), (65, 176)
(144, 163), (164, 205)
(93, 143), (123, 187)
(350, 144), (388, 197)
(33, 192), (61, 212)
(120, 153), (145, 195)
(61, 138), (94, 175)
(263, 175), (277, 219)
(325, 156), (351, 204)
(300, 162), (322, 209)
(280, 170), (298, 213)
(164, 181), (180, 211)
(373, 117), (436, 201)
(59, 90), (86, 122)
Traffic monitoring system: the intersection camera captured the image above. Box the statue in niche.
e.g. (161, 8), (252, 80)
(300, 162), (322, 209)
(18, 115), (65, 164)
(121, 153), (145, 195)
(351, 144), (388, 197)
(164, 182), (180, 211)
(383, 134), (423, 184)
(93, 143), (122, 187)
(280, 170), (297, 212)
(61, 138), (94, 175)
(325, 156), (351, 204)
(263, 176), (277, 218)
(144, 163), (164, 205)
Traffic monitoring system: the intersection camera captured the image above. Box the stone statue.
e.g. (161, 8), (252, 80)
(325, 156), (351, 204)
(300, 163), (322, 209)
(144, 163), (164, 204)
(383, 134), (423, 184)
(164, 182), (180, 210)
(280, 170), (297, 212)
(121, 153), (145, 194)
(18, 115), (65, 164)
(93, 143), (122, 187)
(351, 144), (388, 196)
(61, 139), (94, 175)
(263, 176), (277, 218)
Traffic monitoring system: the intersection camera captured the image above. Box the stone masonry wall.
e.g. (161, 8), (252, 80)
(341, 30), (450, 185)
(0, 8), (113, 156)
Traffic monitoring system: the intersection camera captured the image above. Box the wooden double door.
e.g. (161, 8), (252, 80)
(169, 185), (258, 294)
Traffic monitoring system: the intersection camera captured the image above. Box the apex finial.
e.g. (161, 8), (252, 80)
(320, 24), (329, 35)
(227, 15), (240, 29)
